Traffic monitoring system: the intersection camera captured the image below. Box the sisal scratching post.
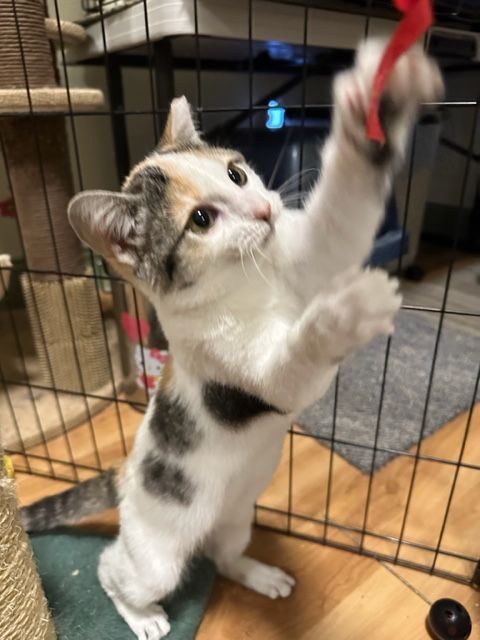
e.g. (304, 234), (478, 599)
(0, 254), (12, 301)
(0, 449), (57, 640)
(1, 116), (84, 275)
(21, 275), (111, 393)
(0, 0), (110, 394)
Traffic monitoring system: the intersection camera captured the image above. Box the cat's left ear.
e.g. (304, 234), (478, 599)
(159, 96), (202, 149)
(68, 190), (141, 266)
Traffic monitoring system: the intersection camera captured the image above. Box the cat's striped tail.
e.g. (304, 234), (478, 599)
(20, 466), (121, 532)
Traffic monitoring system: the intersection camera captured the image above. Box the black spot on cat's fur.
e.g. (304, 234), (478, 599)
(203, 382), (284, 429)
(126, 165), (168, 210)
(124, 164), (185, 289)
(142, 453), (194, 505)
(149, 390), (201, 455)
(164, 232), (185, 283)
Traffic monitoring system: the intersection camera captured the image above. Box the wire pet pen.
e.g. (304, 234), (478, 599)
(0, 0), (479, 591)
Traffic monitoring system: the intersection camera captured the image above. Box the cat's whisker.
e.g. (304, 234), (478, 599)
(281, 165), (320, 185)
(278, 184), (301, 197)
(239, 247), (250, 281)
(249, 247), (274, 289)
(280, 188), (310, 198)
(255, 245), (272, 264)
(280, 185), (311, 196)
(281, 194), (309, 207)
(281, 191), (310, 202)
(277, 168), (320, 195)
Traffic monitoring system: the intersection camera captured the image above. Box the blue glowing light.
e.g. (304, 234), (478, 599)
(266, 100), (285, 129)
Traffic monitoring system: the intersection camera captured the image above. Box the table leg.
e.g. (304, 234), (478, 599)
(153, 39), (175, 137)
(105, 53), (130, 182)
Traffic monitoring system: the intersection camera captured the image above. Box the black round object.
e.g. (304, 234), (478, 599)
(427, 598), (472, 640)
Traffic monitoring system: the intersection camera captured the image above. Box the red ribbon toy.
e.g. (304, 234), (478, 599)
(366, 0), (433, 143)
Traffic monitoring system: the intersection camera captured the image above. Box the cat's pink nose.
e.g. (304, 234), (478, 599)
(254, 203), (272, 223)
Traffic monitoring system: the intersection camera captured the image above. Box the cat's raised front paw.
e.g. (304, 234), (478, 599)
(333, 38), (444, 162)
(331, 268), (402, 354)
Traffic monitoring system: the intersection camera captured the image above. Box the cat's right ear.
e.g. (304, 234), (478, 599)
(68, 190), (141, 266)
(158, 96), (203, 149)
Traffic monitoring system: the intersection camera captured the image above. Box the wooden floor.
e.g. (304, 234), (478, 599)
(13, 399), (480, 639)
(198, 531), (479, 640)
(400, 247), (480, 335)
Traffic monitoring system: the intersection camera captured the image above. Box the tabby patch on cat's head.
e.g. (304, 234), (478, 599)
(68, 96), (282, 295)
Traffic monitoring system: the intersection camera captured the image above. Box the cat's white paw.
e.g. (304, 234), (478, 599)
(220, 556), (295, 599)
(333, 38), (443, 158)
(114, 600), (171, 640)
(332, 268), (402, 352)
(242, 561), (296, 599)
(356, 38), (443, 107)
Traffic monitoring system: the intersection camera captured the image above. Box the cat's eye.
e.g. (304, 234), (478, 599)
(187, 207), (216, 234)
(228, 163), (247, 187)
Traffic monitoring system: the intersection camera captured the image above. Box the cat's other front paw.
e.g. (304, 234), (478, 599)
(332, 268), (402, 355)
(218, 555), (295, 600)
(333, 38), (444, 163)
(241, 561), (296, 599)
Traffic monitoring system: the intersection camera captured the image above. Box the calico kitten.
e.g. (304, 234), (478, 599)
(22, 40), (443, 640)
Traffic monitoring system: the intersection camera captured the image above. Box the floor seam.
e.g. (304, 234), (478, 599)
(338, 526), (432, 605)
(380, 562), (432, 606)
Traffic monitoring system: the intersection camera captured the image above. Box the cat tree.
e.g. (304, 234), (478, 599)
(0, 0), (110, 395)
(0, 444), (56, 639)
(0, 255), (12, 300)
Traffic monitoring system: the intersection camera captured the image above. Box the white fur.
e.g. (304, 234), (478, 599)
(96, 40), (442, 638)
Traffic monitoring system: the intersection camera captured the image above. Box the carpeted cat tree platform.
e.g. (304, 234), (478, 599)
(0, 0), (109, 395)
(31, 531), (216, 640)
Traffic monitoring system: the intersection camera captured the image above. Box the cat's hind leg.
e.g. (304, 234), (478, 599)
(98, 535), (185, 640)
(206, 504), (295, 599)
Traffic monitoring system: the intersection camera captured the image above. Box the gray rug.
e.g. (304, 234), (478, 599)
(299, 310), (480, 473)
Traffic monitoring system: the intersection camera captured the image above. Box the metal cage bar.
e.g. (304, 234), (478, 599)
(0, 0), (478, 589)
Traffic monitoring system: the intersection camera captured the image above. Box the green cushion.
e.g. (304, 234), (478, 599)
(31, 530), (216, 640)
